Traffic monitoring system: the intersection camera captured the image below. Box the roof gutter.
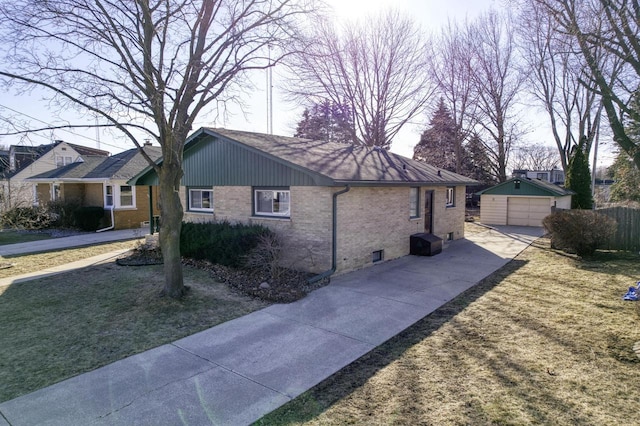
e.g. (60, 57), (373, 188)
(307, 185), (351, 284)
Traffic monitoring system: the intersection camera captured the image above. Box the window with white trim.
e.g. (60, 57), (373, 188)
(55, 156), (73, 168)
(188, 188), (213, 212)
(105, 185), (114, 207)
(119, 185), (134, 207)
(52, 183), (61, 201)
(104, 184), (135, 208)
(409, 187), (420, 218)
(254, 188), (290, 217)
(445, 186), (455, 207)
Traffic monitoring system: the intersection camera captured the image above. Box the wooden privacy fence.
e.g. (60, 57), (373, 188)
(597, 206), (640, 252)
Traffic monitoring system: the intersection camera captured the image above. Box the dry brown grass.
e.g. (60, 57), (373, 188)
(0, 240), (142, 278)
(258, 238), (640, 425)
(0, 260), (269, 402)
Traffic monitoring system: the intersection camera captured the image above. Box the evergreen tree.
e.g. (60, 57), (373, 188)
(294, 100), (355, 144)
(566, 137), (593, 209)
(413, 98), (459, 172)
(609, 152), (640, 203)
(609, 92), (640, 202)
(463, 134), (496, 185)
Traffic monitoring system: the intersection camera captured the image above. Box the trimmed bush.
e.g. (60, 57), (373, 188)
(0, 206), (54, 229)
(543, 210), (617, 256)
(47, 201), (81, 228)
(74, 206), (106, 231)
(180, 221), (272, 267)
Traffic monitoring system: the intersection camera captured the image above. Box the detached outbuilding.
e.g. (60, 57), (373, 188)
(478, 177), (573, 227)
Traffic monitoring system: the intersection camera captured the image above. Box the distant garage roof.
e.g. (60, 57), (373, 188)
(477, 177), (574, 197)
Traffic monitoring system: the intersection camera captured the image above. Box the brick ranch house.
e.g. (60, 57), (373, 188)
(28, 145), (162, 230)
(130, 128), (477, 275)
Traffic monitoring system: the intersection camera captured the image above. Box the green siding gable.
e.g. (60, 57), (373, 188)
(182, 136), (329, 187)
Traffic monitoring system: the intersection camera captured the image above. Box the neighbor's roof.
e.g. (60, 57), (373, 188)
(2, 141), (110, 179)
(28, 146), (162, 182)
(131, 128), (477, 187)
(477, 177), (574, 197)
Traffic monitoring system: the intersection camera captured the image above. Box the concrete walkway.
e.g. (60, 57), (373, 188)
(0, 228), (145, 257)
(0, 226), (544, 426)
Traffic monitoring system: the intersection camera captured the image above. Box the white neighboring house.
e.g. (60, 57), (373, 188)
(0, 141), (109, 211)
(512, 169), (565, 185)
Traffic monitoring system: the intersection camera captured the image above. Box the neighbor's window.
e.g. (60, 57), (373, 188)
(105, 185), (114, 207)
(52, 183), (61, 201)
(189, 188), (213, 212)
(445, 186), (455, 207)
(119, 185), (134, 207)
(105, 185), (135, 208)
(409, 187), (420, 218)
(55, 156), (73, 167)
(254, 188), (290, 217)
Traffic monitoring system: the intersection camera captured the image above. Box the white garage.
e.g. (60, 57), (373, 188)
(478, 178), (573, 227)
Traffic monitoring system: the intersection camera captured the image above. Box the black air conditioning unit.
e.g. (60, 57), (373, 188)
(410, 233), (443, 256)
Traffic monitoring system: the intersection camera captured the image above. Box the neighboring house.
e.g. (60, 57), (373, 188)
(130, 128), (477, 275)
(513, 169), (565, 185)
(478, 177), (574, 227)
(0, 140), (109, 210)
(28, 145), (162, 230)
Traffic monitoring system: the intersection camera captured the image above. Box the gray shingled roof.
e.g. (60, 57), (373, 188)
(205, 128), (477, 185)
(28, 147), (162, 181)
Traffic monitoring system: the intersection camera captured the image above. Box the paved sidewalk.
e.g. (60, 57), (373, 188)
(0, 228), (146, 257)
(0, 226), (544, 426)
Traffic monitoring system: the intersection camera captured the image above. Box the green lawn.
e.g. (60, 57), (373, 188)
(257, 239), (640, 425)
(0, 230), (52, 245)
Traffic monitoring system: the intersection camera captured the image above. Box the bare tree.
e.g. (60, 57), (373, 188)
(467, 10), (527, 182)
(285, 10), (435, 149)
(519, 0), (606, 173)
(511, 144), (560, 171)
(534, 0), (640, 170)
(428, 20), (477, 174)
(0, 0), (317, 298)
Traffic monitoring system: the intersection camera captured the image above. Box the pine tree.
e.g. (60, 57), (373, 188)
(566, 137), (593, 209)
(294, 100), (355, 144)
(609, 152), (640, 203)
(413, 98), (459, 172)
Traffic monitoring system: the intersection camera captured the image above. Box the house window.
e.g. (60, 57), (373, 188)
(372, 250), (384, 263)
(254, 188), (290, 217)
(409, 187), (420, 218)
(104, 184), (135, 208)
(189, 188), (213, 212)
(105, 185), (114, 207)
(445, 187), (455, 207)
(119, 185), (134, 207)
(52, 183), (61, 201)
(536, 172), (547, 180)
(55, 156), (73, 167)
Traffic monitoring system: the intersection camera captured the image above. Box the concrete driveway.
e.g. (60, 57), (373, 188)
(0, 225), (544, 426)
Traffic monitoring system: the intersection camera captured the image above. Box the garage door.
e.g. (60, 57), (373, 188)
(507, 197), (550, 227)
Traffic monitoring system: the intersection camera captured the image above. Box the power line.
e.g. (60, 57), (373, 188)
(0, 103), (131, 151)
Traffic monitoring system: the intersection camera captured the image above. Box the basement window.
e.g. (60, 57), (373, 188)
(372, 250), (384, 263)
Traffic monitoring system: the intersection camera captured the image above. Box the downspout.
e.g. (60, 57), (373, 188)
(96, 206), (115, 233)
(307, 185), (351, 284)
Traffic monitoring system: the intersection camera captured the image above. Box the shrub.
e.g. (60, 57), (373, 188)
(74, 206), (106, 231)
(47, 201), (81, 228)
(542, 210), (617, 256)
(0, 206), (54, 229)
(180, 221), (272, 267)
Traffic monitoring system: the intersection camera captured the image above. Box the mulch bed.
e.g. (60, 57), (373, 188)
(117, 247), (329, 303)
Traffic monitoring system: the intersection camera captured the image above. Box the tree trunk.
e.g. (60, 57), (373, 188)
(158, 162), (186, 298)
